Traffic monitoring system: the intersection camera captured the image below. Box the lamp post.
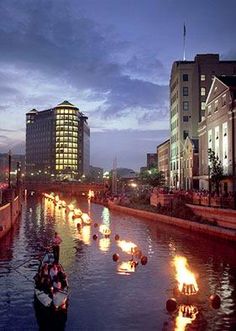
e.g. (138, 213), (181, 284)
(208, 165), (211, 207)
(8, 150), (12, 189)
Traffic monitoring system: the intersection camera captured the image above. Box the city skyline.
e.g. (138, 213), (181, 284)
(0, 0), (236, 170)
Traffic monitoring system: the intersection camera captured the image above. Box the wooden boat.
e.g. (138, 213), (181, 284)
(34, 251), (69, 311)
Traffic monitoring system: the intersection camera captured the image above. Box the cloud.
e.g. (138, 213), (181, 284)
(0, 0), (168, 129)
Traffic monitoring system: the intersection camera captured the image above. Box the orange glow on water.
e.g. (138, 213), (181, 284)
(117, 261), (137, 275)
(175, 305), (198, 331)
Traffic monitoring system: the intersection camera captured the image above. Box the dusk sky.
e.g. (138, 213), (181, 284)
(0, 0), (236, 170)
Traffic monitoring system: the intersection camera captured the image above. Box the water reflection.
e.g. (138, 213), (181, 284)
(77, 225), (91, 246)
(99, 237), (110, 252)
(175, 305), (198, 331)
(117, 261), (137, 276)
(0, 197), (236, 330)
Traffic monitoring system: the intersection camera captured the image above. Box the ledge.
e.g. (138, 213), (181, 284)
(107, 201), (236, 242)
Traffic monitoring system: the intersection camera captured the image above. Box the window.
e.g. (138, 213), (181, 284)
(208, 105), (212, 116)
(201, 74), (206, 81)
(214, 100), (218, 112)
(183, 116), (189, 122)
(183, 87), (188, 96)
(183, 101), (189, 111)
(183, 130), (189, 140)
(201, 87), (206, 96)
(222, 94), (226, 106)
(183, 74), (188, 81)
(201, 102), (206, 110)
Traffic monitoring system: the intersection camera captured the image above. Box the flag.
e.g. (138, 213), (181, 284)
(184, 24), (186, 37)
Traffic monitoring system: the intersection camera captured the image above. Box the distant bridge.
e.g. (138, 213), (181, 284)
(24, 181), (104, 195)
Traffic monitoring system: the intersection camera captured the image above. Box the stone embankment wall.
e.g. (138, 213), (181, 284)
(0, 195), (21, 239)
(107, 201), (236, 242)
(186, 204), (236, 230)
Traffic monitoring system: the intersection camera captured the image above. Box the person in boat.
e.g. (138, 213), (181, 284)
(57, 265), (67, 288)
(52, 275), (62, 292)
(52, 232), (62, 263)
(49, 262), (58, 280)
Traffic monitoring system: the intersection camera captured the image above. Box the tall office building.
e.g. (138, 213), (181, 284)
(26, 100), (90, 181)
(170, 54), (236, 188)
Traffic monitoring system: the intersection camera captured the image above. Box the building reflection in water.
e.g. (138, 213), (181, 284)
(101, 207), (110, 227)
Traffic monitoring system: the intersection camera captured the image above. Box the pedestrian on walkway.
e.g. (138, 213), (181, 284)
(52, 232), (62, 263)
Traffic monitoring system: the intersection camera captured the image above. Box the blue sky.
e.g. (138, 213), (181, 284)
(0, 0), (235, 170)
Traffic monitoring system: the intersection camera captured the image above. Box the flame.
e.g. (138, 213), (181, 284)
(117, 261), (136, 275)
(117, 240), (137, 255)
(68, 203), (75, 211)
(174, 256), (198, 295)
(175, 305), (198, 331)
(55, 195), (59, 202)
(61, 200), (66, 208)
(99, 224), (111, 236)
(81, 213), (91, 224)
(74, 208), (82, 217)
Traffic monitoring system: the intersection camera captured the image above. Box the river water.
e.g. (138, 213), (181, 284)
(0, 195), (235, 331)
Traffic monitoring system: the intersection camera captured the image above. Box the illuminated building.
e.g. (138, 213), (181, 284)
(157, 139), (170, 186)
(26, 100), (90, 181)
(170, 54), (236, 188)
(198, 76), (236, 192)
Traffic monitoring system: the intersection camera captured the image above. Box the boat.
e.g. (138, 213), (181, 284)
(34, 251), (69, 312)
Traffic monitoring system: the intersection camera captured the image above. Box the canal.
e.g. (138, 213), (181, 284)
(0, 195), (236, 330)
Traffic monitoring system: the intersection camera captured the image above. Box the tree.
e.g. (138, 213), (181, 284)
(208, 149), (224, 196)
(139, 168), (165, 188)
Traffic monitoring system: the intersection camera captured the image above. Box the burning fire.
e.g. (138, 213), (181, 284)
(175, 305), (198, 331)
(68, 203), (75, 211)
(74, 208), (83, 217)
(81, 213), (91, 225)
(99, 224), (111, 236)
(174, 256), (198, 295)
(117, 240), (137, 255)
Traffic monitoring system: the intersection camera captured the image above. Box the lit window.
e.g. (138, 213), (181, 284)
(200, 74), (205, 81)
(183, 101), (189, 111)
(201, 87), (206, 96)
(201, 102), (206, 110)
(208, 105), (212, 115)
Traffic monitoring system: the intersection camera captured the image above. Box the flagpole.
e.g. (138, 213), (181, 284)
(183, 23), (186, 61)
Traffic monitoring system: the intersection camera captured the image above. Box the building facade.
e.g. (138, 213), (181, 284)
(198, 76), (236, 193)
(26, 100), (90, 181)
(157, 139), (170, 186)
(170, 54), (236, 188)
(146, 153), (158, 169)
(181, 137), (199, 190)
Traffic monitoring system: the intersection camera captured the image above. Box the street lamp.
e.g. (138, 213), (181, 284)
(208, 165), (211, 207)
